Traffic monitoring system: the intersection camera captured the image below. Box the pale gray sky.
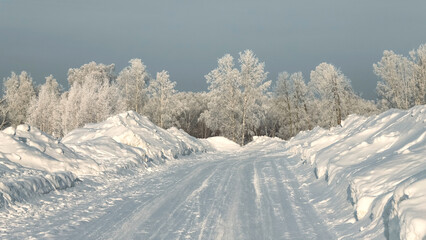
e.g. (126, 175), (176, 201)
(1, 0), (426, 99)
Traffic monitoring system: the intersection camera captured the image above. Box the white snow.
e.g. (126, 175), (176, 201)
(62, 111), (206, 164)
(201, 136), (241, 152)
(0, 106), (425, 239)
(1, 125), (99, 174)
(0, 124), (99, 209)
(0, 111), (206, 210)
(286, 105), (426, 239)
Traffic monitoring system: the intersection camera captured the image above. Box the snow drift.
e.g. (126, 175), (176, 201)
(201, 136), (241, 152)
(0, 111), (207, 209)
(62, 111), (206, 166)
(2, 105), (425, 239)
(0, 125), (93, 208)
(287, 105), (426, 239)
(0, 125), (99, 174)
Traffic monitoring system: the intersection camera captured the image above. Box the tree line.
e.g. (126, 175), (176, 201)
(1, 44), (425, 144)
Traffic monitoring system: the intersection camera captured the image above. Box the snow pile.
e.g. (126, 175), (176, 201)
(244, 136), (285, 151)
(167, 127), (206, 154)
(0, 170), (78, 209)
(0, 125), (97, 208)
(201, 136), (241, 152)
(62, 111), (206, 167)
(389, 171), (426, 240)
(287, 105), (426, 239)
(1, 125), (100, 174)
(0, 111), (207, 209)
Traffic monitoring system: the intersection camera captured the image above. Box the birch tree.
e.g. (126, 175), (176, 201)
(271, 72), (310, 139)
(61, 62), (124, 134)
(27, 75), (62, 136)
(68, 61), (115, 86)
(3, 71), (36, 127)
(200, 54), (241, 141)
(272, 72), (294, 139)
(144, 71), (177, 128)
(174, 92), (208, 137)
(291, 72), (312, 132)
(409, 44), (426, 106)
(238, 50), (270, 145)
(0, 98), (7, 129)
(310, 63), (354, 127)
(374, 50), (414, 109)
(117, 59), (150, 114)
(201, 50), (270, 145)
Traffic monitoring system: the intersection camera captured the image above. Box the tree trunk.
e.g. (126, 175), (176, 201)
(241, 96), (248, 146)
(286, 97), (293, 136)
(332, 74), (342, 126)
(336, 94), (342, 126)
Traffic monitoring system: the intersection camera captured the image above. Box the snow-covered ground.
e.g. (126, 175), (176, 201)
(0, 136), (337, 239)
(0, 106), (425, 239)
(0, 111), (206, 210)
(286, 105), (426, 239)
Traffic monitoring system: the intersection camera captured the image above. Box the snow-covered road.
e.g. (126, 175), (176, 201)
(1, 149), (337, 239)
(3, 107), (425, 239)
(85, 152), (334, 240)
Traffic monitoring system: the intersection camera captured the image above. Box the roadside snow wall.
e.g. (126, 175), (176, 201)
(0, 125), (93, 209)
(0, 111), (207, 209)
(287, 105), (426, 240)
(62, 111), (206, 168)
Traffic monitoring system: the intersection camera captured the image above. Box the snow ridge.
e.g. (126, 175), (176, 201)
(1, 106), (425, 239)
(0, 111), (207, 209)
(286, 105), (426, 239)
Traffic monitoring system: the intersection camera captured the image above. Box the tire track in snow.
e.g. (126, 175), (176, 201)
(197, 158), (252, 240)
(108, 162), (217, 240)
(257, 159), (297, 239)
(253, 163), (262, 209)
(26, 151), (338, 240)
(271, 157), (337, 239)
(148, 162), (220, 239)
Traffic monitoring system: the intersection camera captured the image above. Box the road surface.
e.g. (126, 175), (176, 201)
(1, 148), (337, 239)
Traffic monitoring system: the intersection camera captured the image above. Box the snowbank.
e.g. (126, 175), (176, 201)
(1, 111), (207, 209)
(244, 136), (285, 151)
(0, 170), (79, 209)
(201, 136), (241, 152)
(0, 125), (92, 209)
(62, 111), (206, 164)
(167, 127), (206, 154)
(0, 125), (99, 174)
(286, 105), (426, 239)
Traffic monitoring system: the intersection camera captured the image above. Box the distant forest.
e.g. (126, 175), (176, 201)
(1, 44), (425, 145)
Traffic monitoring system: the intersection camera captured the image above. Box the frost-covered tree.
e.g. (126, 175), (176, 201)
(117, 59), (150, 114)
(263, 95), (278, 137)
(174, 92), (208, 137)
(67, 61), (116, 86)
(409, 44), (426, 106)
(61, 62), (124, 134)
(201, 50), (270, 145)
(2, 71), (36, 127)
(271, 72), (294, 139)
(270, 72), (311, 139)
(374, 50), (415, 109)
(144, 71), (177, 128)
(346, 95), (378, 117)
(238, 50), (270, 145)
(27, 75), (62, 136)
(374, 44), (426, 109)
(310, 63), (355, 127)
(200, 54), (241, 142)
(0, 98), (7, 129)
(291, 72), (312, 132)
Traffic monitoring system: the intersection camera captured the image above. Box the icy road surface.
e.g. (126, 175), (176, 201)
(1, 149), (339, 239)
